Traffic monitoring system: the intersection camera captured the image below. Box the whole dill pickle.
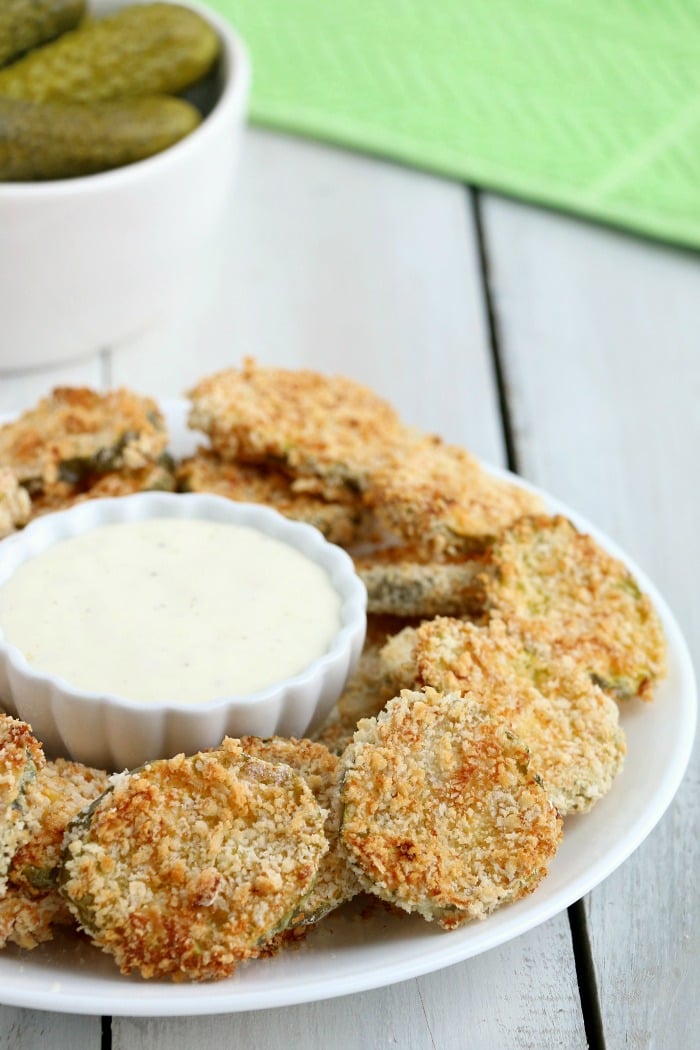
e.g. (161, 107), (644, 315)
(0, 3), (220, 103)
(0, 95), (201, 180)
(0, 0), (85, 69)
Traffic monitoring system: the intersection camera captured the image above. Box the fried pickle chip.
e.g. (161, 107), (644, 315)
(0, 887), (73, 950)
(177, 449), (366, 547)
(476, 515), (667, 700)
(0, 467), (30, 539)
(28, 459), (176, 519)
(0, 715), (44, 894)
(9, 759), (109, 895)
(187, 358), (408, 499)
(59, 742), (328, 980)
(364, 436), (544, 556)
(354, 545), (483, 617)
(0, 386), (168, 489)
(238, 736), (361, 923)
(382, 618), (625, 814)
(340, 688), (562, 926)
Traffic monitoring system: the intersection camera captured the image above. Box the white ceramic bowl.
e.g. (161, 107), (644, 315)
(0, 493), (367, 770)
(0, 0), (250, 371)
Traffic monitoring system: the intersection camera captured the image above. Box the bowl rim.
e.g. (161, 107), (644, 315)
(0, 0), (251, 196)
(0, 491), (368, 714)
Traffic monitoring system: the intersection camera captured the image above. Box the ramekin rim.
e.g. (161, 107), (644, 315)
(0, 491), (367, 714)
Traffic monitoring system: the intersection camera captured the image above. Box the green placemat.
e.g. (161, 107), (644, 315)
(206, 0), (700, 249)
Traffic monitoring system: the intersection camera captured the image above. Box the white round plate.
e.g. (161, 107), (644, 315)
(0, 401), (695, 1016)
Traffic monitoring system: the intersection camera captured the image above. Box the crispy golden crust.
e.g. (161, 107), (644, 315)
(383, 618), (626, 814)
(177, 449), (366, 547)
(313, 616), (414, 754)
(59, 743), (328, 981)
(0, 887), (73, 950)
(478, 515), (667, 701)
(340, 689), (562, 926)
(237, 736), (361, 922)
(0, 467), (31, 538)
(0, 386), (168, 488)
(0, 715), (45, 894)
(364, 436), (544, 556)
(354, 545), (484, 617)
(187, 359), (408, 498)
(27, 460), (176, 519)
(9, 759), (110, 895)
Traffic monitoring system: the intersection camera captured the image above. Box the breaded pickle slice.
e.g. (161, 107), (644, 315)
(0, 466), (30, 538)
(9, 758), (109, 894)
(382, 618), (626, 814)
(340, 689), (562, 926)
(0, 0), (85, 70)
(188, 358), (408, 499)
(0, 886), (73, 950)
(0, 95), (201, 181)
(28, 458), (176, 519)
(238, 736), (361, 923)
(364, 436), (544, 556)
(0, 386), (168, 488)
(177, 449), (366, 547)
(0, 714), (44, 894)
(0, 3), (220, 103)
(354, 545), (483, 617)
(477, 515), (667, 700)
(59, 742), (328, 980)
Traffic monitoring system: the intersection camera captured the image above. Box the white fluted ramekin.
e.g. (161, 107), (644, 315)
(0, 493), (366, 771)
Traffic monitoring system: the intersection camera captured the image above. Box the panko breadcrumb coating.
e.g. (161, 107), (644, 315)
(0, 386), (168, 490)
(187, 359), (409, 499)
(59, 742), (328, 981)
(354, 545), (484, 617)
(177, 449), (366, 547)
(0, 887), (73, 950)
(0, 467), (31, 539)
(0, 715), (45, 895)
(364, 436), (544, 556)
(340, 688), (562, 926)
(381, 618), (626, 814)
(9, 758), (110, 895)
(475, 515), (667, 700)
(237, 736), (361, 923)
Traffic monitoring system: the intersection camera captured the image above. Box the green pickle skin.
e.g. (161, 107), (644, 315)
(0, 3), (221, 103)
(0, 0), (86, 70)
(0, 95), (202, 180)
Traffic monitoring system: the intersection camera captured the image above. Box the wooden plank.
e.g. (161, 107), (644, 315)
(112, 982), (435, 1050)
(0, 1007), (100, 1049)
(108, 128), (504, 462)
(480, 192), (700, 1048)
(416, 919), (586, 1049)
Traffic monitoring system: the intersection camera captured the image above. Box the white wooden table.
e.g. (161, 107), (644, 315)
(1, 129), (698, 1049)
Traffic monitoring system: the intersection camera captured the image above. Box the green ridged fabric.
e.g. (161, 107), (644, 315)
(205, 1), (700, 248)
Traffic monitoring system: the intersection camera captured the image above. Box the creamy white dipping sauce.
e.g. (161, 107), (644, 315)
(0, 518), (343, 703)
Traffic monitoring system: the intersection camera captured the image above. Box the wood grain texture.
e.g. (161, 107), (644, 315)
(416, 919), (586, 1049)
(481, 192), (700, 1050)
(0, 1008), (100, 1049)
